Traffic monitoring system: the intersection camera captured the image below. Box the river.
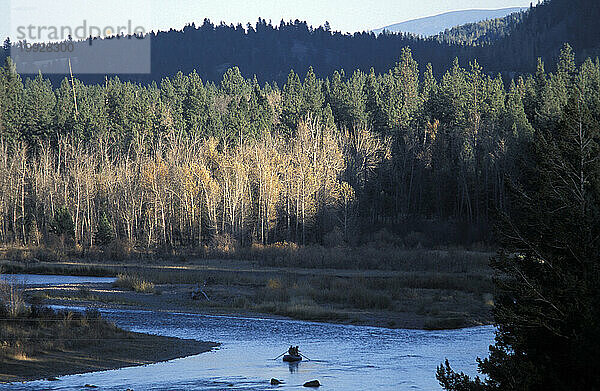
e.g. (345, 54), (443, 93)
(1, 275), (494, 390)
(0, 274), (116, 286)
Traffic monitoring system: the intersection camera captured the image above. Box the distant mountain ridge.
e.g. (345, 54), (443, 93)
(373, 7), (527, 37)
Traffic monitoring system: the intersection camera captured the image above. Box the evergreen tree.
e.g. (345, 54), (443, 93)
(302, 67), (324, 119)
(95, 212), (114, 246)
(55, 78), (77, 137)
(437, 50), (600, 391)
(184, 70), (208, 137)
(281, 70), (303, 133)
(364, 68), (385, 131)
(50, 206), (75, 247)
(22, 73), (55, 147)
(0, 57), (24, 146)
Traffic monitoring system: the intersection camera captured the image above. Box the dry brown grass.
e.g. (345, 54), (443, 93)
(1, 243), (494, 329)
(113, 274), (156, 293)
(0, 305), (121, 362)
(0, 304), (216, 382)
(227, 242), (493, 272)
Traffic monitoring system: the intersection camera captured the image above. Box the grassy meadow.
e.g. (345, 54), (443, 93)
(2, 241), (495, 330)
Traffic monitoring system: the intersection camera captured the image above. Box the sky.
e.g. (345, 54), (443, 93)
(1, 0), (533, 42)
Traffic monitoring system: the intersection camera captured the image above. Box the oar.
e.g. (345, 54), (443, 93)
(273, 350), (288, 360)
(298, 352), (312, 361)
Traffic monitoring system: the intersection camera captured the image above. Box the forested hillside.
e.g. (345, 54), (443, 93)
(456, 0), (600, 73)
(1, 0), (598, 85)
(1, 20), (462, 86)
(434, 10), (526, 46)
(0, 44), (595, 251)
(374, 7), (526, 37)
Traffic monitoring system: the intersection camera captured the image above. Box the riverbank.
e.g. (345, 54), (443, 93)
(4, 246), (495, 330)
(0, 300), (217, 383)
(1, 333), (217, 383)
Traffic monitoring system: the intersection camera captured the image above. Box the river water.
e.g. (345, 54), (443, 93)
(0, 274), (116, 286)
(1, 275), (494, 391)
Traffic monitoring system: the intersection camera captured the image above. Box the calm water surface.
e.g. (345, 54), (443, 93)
(1, 275), (494, 390)
(0, 274), (116, 286)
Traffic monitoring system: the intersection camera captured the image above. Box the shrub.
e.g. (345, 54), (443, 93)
(78, 285), (91, 297)
(5, 248), (24, 262)
(106, 239), (131, 261)
(323, 227), (344, 247)
(0, 278), (26, 317)
(113, 274), (155, 293)
(404, 231), (429, 248)
(211, 233), (238, 253)
(267, 278), (282, 289)
(32, 246), (61, 262)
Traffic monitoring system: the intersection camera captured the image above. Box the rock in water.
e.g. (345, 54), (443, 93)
(271, 378), (282, 385)
(46, 377), (59, 381)
(303, 380), (321, 387)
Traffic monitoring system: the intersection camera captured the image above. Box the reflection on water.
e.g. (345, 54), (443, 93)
(288, 362), (300, 373)
(2, 305), (494, 391)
